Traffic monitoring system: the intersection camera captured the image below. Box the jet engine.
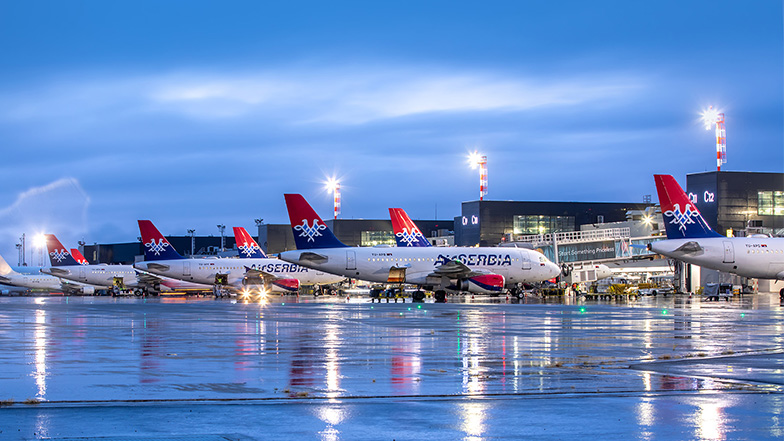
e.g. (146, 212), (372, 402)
(269, 278), (300, 294)
(449, 274), (505, 294)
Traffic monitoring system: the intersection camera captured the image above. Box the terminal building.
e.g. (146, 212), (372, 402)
(455, 200), (652, 247)
(686, 171), (784, 236)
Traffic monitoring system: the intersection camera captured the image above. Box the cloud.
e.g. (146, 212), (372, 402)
(0, 65), (648, 127)
(0, 178), (91, 265)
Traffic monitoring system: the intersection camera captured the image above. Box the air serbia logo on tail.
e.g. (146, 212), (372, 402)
(389, 208), (431, 247)
(654, 174), (721, 239)
(294, 219), (327, 242)
(664, 203), (702, 234)
(396, 228), (423, 246)
(233, 227), (266, 258)
(49, 248), (70, 263)
(145, 238), (171, 256)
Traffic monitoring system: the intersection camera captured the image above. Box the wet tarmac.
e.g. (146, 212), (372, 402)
(0, 293), (782, 440)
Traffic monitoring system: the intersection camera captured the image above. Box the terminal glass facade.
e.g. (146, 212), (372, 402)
(758, 191), (784, 216)
(513, 215), (575, 235)
(360, 231), (395, 246)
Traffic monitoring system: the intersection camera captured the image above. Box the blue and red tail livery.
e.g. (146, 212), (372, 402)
(45, 234), (80, 266)
(654, 174), (722, 239)
(138, 220), (185, 260)
(70, 248), (89, 265)
(389, 208), (431, 247)
(233, 227), (267, 258)
(284, 194), (347, 249)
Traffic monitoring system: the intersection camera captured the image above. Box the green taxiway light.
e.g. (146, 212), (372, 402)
(417, 305), (422, 309)
(741, 313), (745, 318)
(662, 309), (668, 315)
(579, 307), (586, 314)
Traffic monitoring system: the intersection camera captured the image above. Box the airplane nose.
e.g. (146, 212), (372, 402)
(548, 262), (561, 278)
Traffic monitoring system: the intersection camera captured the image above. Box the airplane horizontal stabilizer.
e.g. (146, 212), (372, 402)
(298, 252), (329, 264)
(674, 241), (703, 253)
(146, 262), (171, 271)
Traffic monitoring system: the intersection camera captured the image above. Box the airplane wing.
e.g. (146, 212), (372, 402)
(134, 269), (160, 283)
(244, 266), (277, 283)
(59, 279), (87, 293)
(0, 275), (11, 283)
(431, 259), (493, 279)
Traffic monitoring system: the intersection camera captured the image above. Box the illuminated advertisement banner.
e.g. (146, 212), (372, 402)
(557, 240), (616, 263)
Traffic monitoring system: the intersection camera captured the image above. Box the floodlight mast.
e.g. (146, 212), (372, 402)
(468, 151), (488, 200)
(325, 178), (341, 219)
(701, 106), (726, 171)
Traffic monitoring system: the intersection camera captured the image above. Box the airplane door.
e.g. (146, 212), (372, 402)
(78, 267), (85, 281)
(346, 251), (356, 271)
(183, 261), (191, 277)
(522, 259), (532, 270)
(722, 241), (735, 263)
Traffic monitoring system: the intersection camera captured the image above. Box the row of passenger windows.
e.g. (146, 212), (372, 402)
(367, 257), (522, 263)
(746, 249), (783, 254)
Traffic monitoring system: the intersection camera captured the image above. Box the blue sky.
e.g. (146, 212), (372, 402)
(0, 1), (782, 261)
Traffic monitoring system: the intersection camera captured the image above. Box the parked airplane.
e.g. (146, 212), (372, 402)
(0, 253), (96, 294)
(133, 221), (344, 294)
(649, 174), (784, 283)
(41, 234), (144, 292)
(278, 194), (561, 301)
(41, 234), (211, 295)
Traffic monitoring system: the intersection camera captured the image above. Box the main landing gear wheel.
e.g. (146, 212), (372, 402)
(412, 291), (426, 303)
(434, 290), (447, 303)
(780, 288), (784, 301)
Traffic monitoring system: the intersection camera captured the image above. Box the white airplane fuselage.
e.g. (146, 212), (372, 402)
(3, 273), (65, 291)
(41, 264), (140, 288)
(134, 257), (344, 287)
(279, 246), (561, 288)
(650, 237), (784, 280)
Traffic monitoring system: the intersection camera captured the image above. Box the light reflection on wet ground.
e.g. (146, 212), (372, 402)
(0, 293), (782, 440)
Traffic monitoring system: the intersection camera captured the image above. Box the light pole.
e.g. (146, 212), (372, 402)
(34, 233), (46, 267)
(217, 224), (225, 252)
(326, 178), (341, 219)
(700, 106), (726, 171)
(187, 229), (195, 256)
(19, 234), (26, 266)
(468, 151), (488, 200)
